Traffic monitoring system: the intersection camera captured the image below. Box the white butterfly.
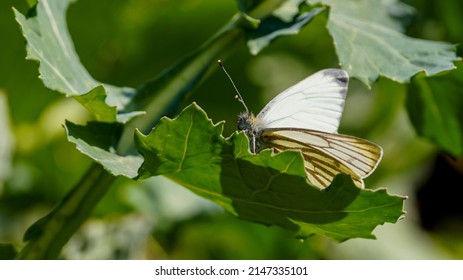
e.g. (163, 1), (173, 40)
(219, 61), (383, 189)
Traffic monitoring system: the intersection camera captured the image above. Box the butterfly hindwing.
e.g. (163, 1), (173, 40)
(260, 128), (383, 189)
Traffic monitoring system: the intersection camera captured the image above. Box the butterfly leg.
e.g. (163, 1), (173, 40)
(251, 135), (256, 154)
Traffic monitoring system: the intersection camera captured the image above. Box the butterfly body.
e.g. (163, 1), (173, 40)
(235, 68), (383, 189)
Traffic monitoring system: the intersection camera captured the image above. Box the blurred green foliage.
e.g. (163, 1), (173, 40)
(1, 0), (463, 259)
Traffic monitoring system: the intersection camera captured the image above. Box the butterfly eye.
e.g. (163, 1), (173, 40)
(237, 115), (248, 131)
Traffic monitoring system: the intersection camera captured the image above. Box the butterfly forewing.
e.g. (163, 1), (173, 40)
(260, 128), (383, 189)
(257, 69), (349, 133)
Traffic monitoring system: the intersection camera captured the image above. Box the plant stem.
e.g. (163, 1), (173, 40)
(18, 163), (115, 259)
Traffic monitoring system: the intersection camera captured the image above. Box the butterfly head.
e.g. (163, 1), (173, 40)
(237, 111), (254, 132)
(237, 111), (264, 153)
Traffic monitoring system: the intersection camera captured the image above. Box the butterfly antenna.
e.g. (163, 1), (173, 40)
(217, 60), (249, 113)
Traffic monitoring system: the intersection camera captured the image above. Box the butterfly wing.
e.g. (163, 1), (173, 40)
(256, 69), (349, 133)
(261, 128), (383, 189)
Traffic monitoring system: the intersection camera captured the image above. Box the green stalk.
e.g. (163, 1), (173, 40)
(18, 163), (114, 259)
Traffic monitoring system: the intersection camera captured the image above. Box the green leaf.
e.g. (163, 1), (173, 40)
(407, 64), (463, 156)
(308, 0), (459, 86)
(246, 1), (325, 55)
(65, 121), (143, 178)
(72, 86), (118, 123)
(135, 103), (405, 241)
(13, 0), (142, 123)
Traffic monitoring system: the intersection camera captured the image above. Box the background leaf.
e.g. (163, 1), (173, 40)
(308, 0), (459, 86)
(13, 0), (142, 123)
(407, 63), (463, 156)
(246, 1), (324, 55)
(135, 103), (405, 242)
